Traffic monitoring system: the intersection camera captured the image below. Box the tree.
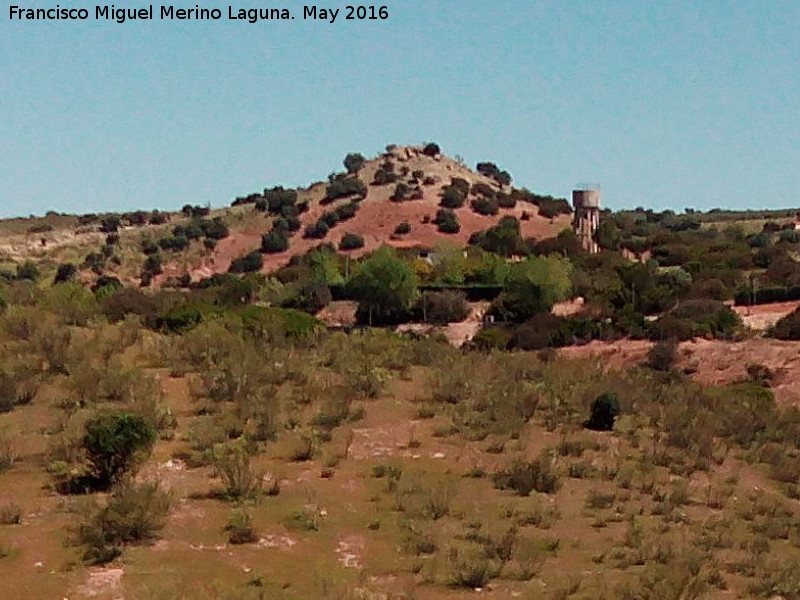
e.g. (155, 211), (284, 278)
(422, 142), (440, 157)
(430, 243), (466, 284)
(83, 413), (156, 488)
(493, 255), (572, 321)
(348, 246), (417, 325)
(343, 153), (366, 174)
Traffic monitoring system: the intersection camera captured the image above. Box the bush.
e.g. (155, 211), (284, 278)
(142, 255), (163, 277)
(770, 307), (800, 340)
(210, 440), (261, 500)
(471, 327), (512, 351)
(100, 216), (121, 233)
(75, 482), (171, 564)
(54, 263), (77, 284)
(16, 261), (39, 282)
(82, 412), (156, 489)
(493, 456), (561, 496)
(394, 222), (411, 235)
(435, 209), (460, 234)
(441, 186), (466, 209)
(419, 290), (470, 324)
(225, 509), (258, 544)
(261, 229), (289, 254)
(339, 233), (365, 251)
(325, 178), (366, 202)
(0, 503), (22, 525)
(229, 251), (263, 274)
(647, 339), (678, 372)
(650, 299), (740, 341)
(422, 142), (440, 156)
(471, 197), (499, 216)
(159, 235), (190, 251)
(586, 392), (619, 432)
(303, 220), (330, 240)
(335, 201), (359, 221)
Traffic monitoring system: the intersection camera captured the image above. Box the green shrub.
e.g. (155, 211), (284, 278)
(493, 456), (561, 496)
(229, 251), (263, 274)
(303, 220), (330, 239)
(440, 186), (466, 209)
(210, 440), (261, 500)
(471, 197), (499, 216)
(339, 233), (365, 251)
(471, 327), (512, 351)
(394, 222), (411, 235)
(74, 482), (171, 564)
(261, 229), (289, 254)
(586, 392), (619, 432)
(82, 412), (156, 489)
(770, 307), (800, 340)
(225, 509), (258, 544)
(54, 263), (77, 284)
(435, 209), (460, 234)
(650, 299), (740, 341)
(422, 142), (440, 156)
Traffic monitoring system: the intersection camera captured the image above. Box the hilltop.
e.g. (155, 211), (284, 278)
(0, 144), (572, 287)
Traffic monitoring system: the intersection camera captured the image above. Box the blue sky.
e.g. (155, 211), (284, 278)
(1, 0), (798, 218)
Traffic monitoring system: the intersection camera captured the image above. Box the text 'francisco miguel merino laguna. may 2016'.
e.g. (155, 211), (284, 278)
(7, 5), (390, 24)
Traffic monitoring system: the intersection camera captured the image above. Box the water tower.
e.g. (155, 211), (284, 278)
(572, 185), (601, 254)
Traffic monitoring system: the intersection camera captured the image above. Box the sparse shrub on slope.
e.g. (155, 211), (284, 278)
(74, 482), (171, 564)
(471, 196), (499, 216)
(339, 232), (365, 251)
(261, 229), (289, 254)
(228, 251), (263, 274)
(493, 455), (561, 496)
(769, 306), (800, 340)
(435, 209), (460, 234)
(647, 339), (679, 372)
(325, 177), (366, 203)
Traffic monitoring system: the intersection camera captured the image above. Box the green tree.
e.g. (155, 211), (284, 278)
(348, 246), (417, 325)
(343, 153), (366, 174)
(493, 255), (572, 321)
(83, 412), (156, 488)
(431, 243), (467, 284)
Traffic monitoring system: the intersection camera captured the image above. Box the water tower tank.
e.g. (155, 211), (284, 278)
(572, 189), (601, 209)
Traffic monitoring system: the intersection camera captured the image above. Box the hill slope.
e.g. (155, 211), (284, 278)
(163, 145), (572, 282)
